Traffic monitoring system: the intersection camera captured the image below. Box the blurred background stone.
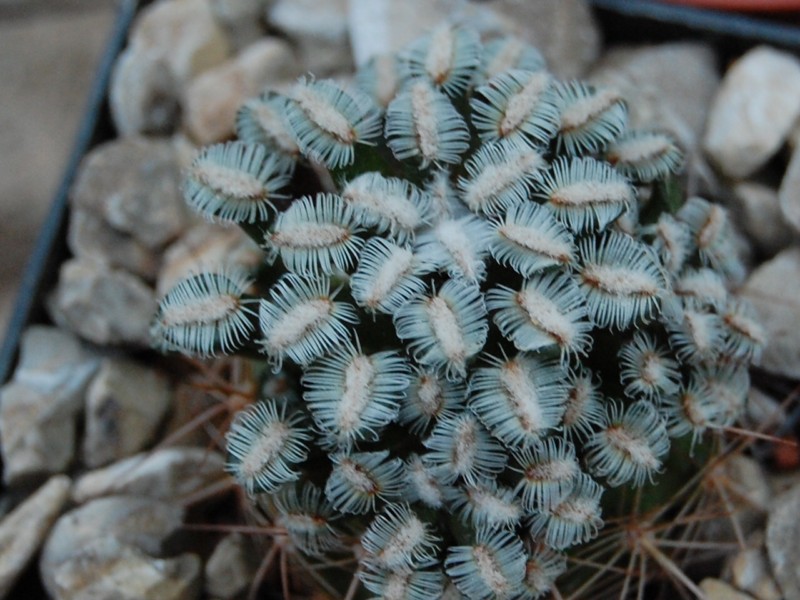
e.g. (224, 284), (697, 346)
(0, 2), (116, 339)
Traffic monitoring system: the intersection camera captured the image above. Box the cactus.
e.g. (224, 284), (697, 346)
(152, 24), (765, 599)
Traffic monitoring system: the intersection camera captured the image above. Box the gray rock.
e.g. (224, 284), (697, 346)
(156, 222), (263, 297)
(699, 455), (770, 545)
(790, 119), (800, 151)
(40, 496), (185, 597)
(724, 455), (771, 515)
(211, 0), (269, 52)
(70, 137), (187, 252)
(130, 0), (231, 86)
(110, 0), (231, 136)
(110, 45), (181, 137)
(48, 258), (156, 347)
(12, 326), (99, 399)
(183, 37), (298, 144)
(270, 0), (351, 75)
(82, 359), (173, 468)
(779, 146), (800, 234)
(171, 132), (201, 171)
(204, 533), (257, 599)
(700, 579), (756, 600)
(51, 537), (201, 600)
(0, 475), (71, 598)
(68, 209), (161, 280)
(732, 182), (795, 257)
(741, 247), (800, 379)
(731, 542), (782, 600)
(704, 47), (800, 179)
(591, 43), (719, 152)
(767, 471), (800, 501)
(745, 388), (787, 433)
(766, 482), (800, 599)
(0, 327), (99, 484)
(72, 447), (226, 504)
(0, 384), (79, 486)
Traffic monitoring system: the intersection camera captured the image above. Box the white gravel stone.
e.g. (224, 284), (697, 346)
(40, 496), (185, 597)
(731, 542), (782, 600)
(779, 146), (800, 234)
(700, 454), (771, 544)
(766, 482), (800, 599)
(69, 137), (187, 254)
(171, 132), (201, 171)
(72, 447), (227, 504)
(0, 327), (98, 485)
(470, 0), (601, 79)
(700, 579), (756, 600)
(723, 455), (771, 514)
(269, 0), (351, 75)
(348, 0), (455, 66)
(0, 384), (78, 486)
(733, 181), (795, 257)
(52, 537), (201, 600)
(12, 326), (99, 397)
(82, 359), (173, 468)
(68, 209), (162, 280)
(130, 0), (231, 86)
(48, 259), (156, 347)
(204, 533), (257, 599)
(209, 0), (269, 52)
(740, 247), (800, 379)
(0, 475), (71, 598)
(110, 45), (181, 136)
(110, 0), (231, 136)
(745, 388), (787, 434)
(704, 46), (800, 179)
(183, 37), (297, 144)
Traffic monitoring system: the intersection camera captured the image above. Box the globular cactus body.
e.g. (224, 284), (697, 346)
(152, 23), (764, 599)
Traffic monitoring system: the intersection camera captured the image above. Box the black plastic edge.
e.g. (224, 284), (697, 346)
(0, 0), (139, 385)
(590, 0), (800, 51)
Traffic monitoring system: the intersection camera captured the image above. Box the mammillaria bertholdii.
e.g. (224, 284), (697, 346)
(152, 23), (764, 599)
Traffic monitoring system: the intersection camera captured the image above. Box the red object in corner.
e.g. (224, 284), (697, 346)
(662, 0), (800, 10)
(772, 435), (800, 471)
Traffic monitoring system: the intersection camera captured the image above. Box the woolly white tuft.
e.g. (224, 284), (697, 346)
(152, 269), (256, 357)
(490, 202), (575, 276)
(414, 216), (493, 282)
(458, 140), (546, 215)
(585, 401), (670, 487)
(258, 274), (357, 369)
(385, 79), (470, 166)
(394, 278), (488, 380)
(302, 343), (409, 448)
(265, 193), (364, 276)
(578, 231), (667, 330)
(184, 141), (291, 223)
(534, 156), (633, 233)
(486, 270), (592, 360)
(342, 172), (431, 242)
(286, 78), (381, 169)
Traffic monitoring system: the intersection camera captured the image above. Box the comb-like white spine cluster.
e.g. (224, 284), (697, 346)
(152, 22), (766, 597)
